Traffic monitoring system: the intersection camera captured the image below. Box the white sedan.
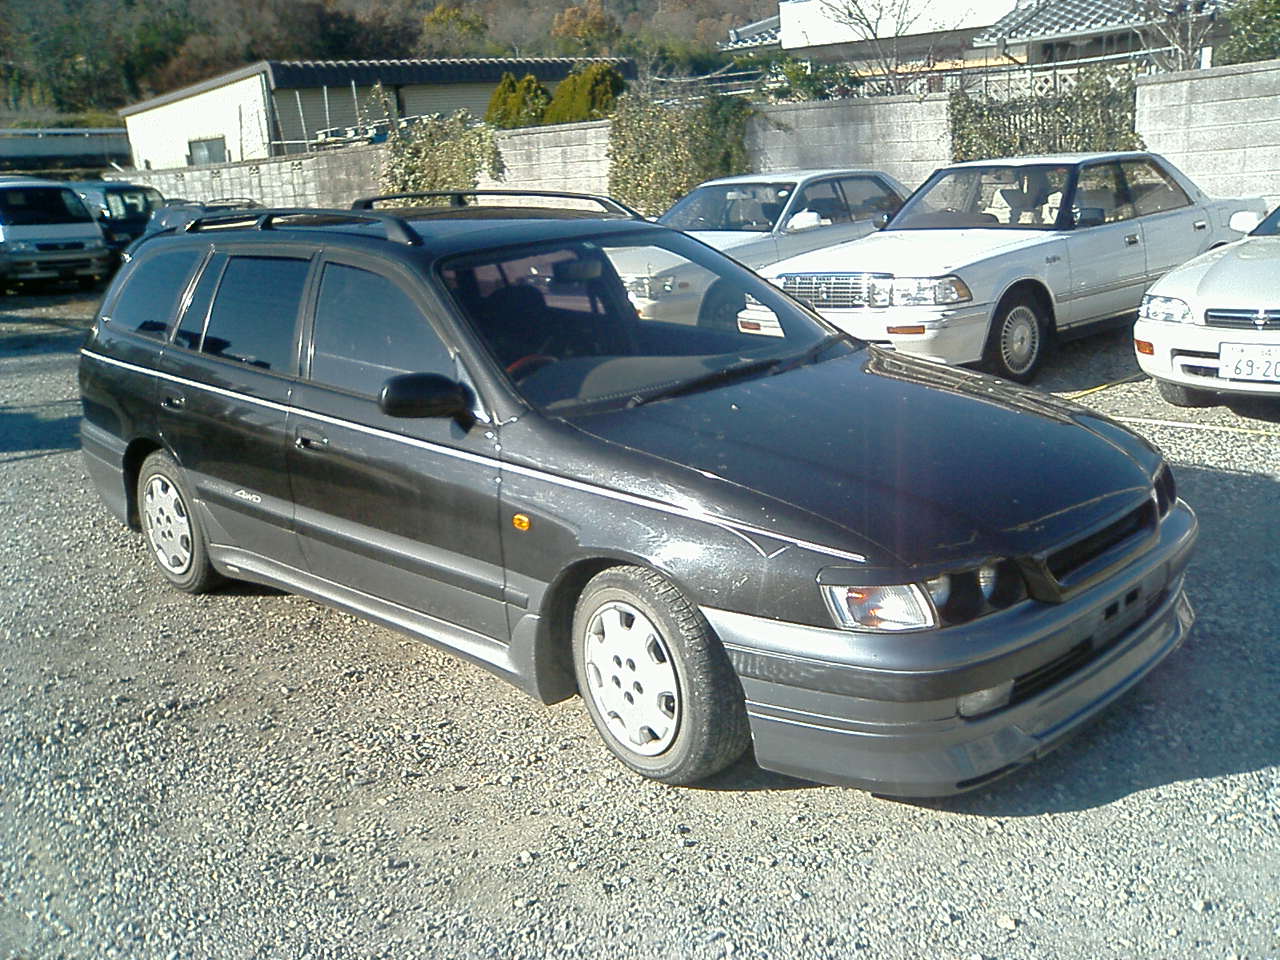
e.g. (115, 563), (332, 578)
(1135, 207), (1280, 406)
(759, 152), (1265, 381)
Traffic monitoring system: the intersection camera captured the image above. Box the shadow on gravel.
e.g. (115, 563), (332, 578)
(0, 326), (87, 358)
(694, 752), (817, 792)
(0, 399), (81, 461)
(912, 463), (1280, 818)
(1224, 396), (1280, 424)
(1035, 323), (1142, 396)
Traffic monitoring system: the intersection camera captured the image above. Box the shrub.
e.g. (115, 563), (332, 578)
(485, 72), (550, 129)
(543, 63), (626, 125)
(380, 109), (505, 195)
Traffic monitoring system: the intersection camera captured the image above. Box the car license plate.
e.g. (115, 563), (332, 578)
(1220, 342), (1280, 381)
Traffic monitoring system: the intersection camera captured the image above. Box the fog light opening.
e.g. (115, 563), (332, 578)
(958, 680), (1014, 718)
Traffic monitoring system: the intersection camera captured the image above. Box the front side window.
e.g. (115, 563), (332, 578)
(1074, 163), (1134, 225)
(659, 182), (796, 233)
(110, 249), (202, 340)
(890, 165), (1071, 230)
(439, 231), (847, 414)
(0, 187), (93, 225)
(104, 188), (164, 221)
(839, 176), (903, 220)
(200, 255), (308, 371)
(1120, 159), (1191, 216)
(310, 263), (452, 396)
(789, 180), (850, 228)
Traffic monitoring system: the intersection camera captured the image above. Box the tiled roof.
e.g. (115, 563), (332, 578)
(720, 15), (782, 51)
(975, 0), (1218, 45)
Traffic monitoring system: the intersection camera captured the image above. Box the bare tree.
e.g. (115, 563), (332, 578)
(815, 0), (960, 95)
(1131, 0), (1222, 71)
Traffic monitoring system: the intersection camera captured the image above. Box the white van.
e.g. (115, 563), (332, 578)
(0, 177), (112, 290)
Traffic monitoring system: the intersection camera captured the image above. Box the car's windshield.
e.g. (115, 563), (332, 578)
(438, 230), (852, 414)
(889, 164), (1072, 230)
(658, 182), (796, 232)
(1249, 206), (1280, 236)
(0, 186), (94, 226)
(103, 187), (164, 221)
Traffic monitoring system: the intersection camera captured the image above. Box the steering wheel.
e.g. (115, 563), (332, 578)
(506, 354), (558, 380)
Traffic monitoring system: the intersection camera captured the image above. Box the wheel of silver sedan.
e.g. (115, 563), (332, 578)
(142, 474), (193, 574)
(1000, 305), (1040, 378)
(984, 292), (1049, 383)
(572, 566), (751, 784)
(582, 601), (681, 756)
(136, 451), (223, 594)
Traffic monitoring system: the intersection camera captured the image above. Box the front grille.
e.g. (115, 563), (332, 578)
(1045, 500), (1157, 587)
(779, 273), (880, 309)
(1010, 640), (1093, 706)
(35, 241), (85, 252)
(1204, 308), (1280, 329)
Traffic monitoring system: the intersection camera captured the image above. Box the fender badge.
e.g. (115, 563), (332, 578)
(512, 513), (531, 532)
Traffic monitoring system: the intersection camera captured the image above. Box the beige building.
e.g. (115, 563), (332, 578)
(119, 58), (631, 171)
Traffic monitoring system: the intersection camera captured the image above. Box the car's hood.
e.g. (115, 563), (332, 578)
(764, 228), (1055, 277)
(568, 349), (1160, 570)
(686, 231), (771, 254)
(1154, 236), (1280, 305)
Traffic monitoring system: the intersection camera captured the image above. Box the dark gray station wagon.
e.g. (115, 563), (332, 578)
(80, 196), (1197, 795)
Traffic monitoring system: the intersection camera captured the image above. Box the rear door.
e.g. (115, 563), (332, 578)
(1119, 156), (1209, 283)
(286, 253), (508, 640)
(155, 246), (311, 568)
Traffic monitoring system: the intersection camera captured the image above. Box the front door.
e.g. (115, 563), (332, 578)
(1061, 162), (1149, 328)
(286, 254), (508, 641)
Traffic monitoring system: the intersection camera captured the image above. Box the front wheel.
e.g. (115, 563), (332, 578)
(983, 293), (1049, 383)
(572, 566), (750, 784)
(137, 451), (223, 593)
(697, 285), (746, 331)
(1157, 379), (1217, 408)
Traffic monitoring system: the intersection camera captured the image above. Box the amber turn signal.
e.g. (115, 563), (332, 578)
(1134, 339), (1154, 355)
(512, 513), (531, 532)
(886, 325), (926, 335)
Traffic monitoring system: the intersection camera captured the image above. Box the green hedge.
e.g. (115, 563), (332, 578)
(544, 63), (626, 125)
(380, 109), (504, 195)
(950, 68), (1143, 161)
(484, 72), (551, 129)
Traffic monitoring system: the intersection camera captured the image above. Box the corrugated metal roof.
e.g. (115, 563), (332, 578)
(974, 0), (1218, 45)
(121, 57), (634, 118)
(267, 57), (634, 88)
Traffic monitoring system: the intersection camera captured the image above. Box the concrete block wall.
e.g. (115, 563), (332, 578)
(478, 119), (612, 194)
(747, 94), (952, 191)
(1137, 58), (1280, 207)
(110, 144), (383, 208)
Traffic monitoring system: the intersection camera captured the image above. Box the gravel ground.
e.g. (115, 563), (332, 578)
(1, 293), (1277, 960)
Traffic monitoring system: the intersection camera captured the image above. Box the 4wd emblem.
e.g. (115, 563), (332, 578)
(233, 489), (262, 504)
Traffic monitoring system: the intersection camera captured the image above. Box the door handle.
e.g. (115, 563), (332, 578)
(160, 394), (185, 409)
(1193, 220), (1208, 231)
(1124, 234), (1140, 246)
(294, 430), (329, 451)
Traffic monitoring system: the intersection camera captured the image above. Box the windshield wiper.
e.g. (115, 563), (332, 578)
(628, 356), (784, 407)
(771, 333), (849, 374)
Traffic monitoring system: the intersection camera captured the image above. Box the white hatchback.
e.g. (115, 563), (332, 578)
(1135, 207), (1280, 406)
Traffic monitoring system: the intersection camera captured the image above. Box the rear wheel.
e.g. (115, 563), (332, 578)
(137, 451), (223, 593)
(572, 566), (750, 784)
(698, 285), (746, 331)
(1157, 379), (1217, 408)
(984, 292), (1048, 383)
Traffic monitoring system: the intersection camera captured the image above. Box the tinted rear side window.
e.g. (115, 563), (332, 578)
(201, 255), (308, 372)
(310, 263), (451, 395)
(111, 249), (202, 340)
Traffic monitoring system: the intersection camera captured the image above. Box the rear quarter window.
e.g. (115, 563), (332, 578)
(109, 249), (203, 340)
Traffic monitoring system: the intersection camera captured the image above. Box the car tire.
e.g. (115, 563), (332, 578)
(137, 451), (223, 594)
(698, 284), (746, 331)
(983, 292), (1049, 383)
(572, 566), (751, 784)
(1156, 379), (1217, 408)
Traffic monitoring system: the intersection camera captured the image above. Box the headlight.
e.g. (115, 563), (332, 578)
(1140, 294), (1192, 324)
(822, 584), (935, 632)
(2, 240), (38, 253)
(85, 238), (108, 251)
(890, 276), (972, 306)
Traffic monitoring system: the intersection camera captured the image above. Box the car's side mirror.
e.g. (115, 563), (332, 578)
(379, 373), (473, 421)
(785, 210), (823, 232)
(1074, 208), (1106, 229)
(874, 213), (890, 229)
(1229, 210), (1262, 234)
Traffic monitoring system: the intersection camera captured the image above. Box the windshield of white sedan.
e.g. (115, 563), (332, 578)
(658, 183), (794, 232)
(439, 232), (848, 413)
(1251, 206), (1280, 235)
(890, 165), (1072, 230)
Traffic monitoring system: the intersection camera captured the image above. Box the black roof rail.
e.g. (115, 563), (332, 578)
(351, 189), (644, 220)
(181, 207), (423, 245)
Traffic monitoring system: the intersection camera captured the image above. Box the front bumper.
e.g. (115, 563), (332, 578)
(815, 303), (991, 366)
(704, 500), (1197, 796)
(0, 248), (112, 282)
(1134, 317), (1280, 397)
